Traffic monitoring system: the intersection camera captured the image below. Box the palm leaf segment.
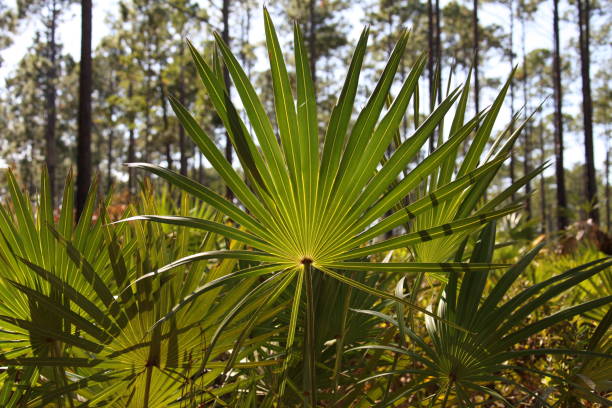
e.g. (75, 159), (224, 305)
(127, 10), (516, 356)
(349, 225), (612, 407)
(0, 174), (278, 407)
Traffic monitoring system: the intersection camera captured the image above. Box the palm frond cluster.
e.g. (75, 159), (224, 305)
(0, 10), (609, 407)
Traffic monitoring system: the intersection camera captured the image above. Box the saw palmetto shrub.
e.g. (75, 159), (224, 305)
(1, 9), (610, 407)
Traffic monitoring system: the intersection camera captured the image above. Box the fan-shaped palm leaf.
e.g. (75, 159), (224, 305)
(349, 223), (611, 406)
(124, 10), (527, 404)
(0, 173), (280, 407)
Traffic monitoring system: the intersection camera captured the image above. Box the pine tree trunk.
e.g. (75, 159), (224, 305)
(308, 0), (317, 87)
(538, 120), (548, 234)
(606, 145), (610, 231)
(76, 0), (93, 219)
(198, 152), (203, 185)
(107, 76), (115, 192)
(127, 83), (136, 195)
(552, 0), (568, 230)
(472, 0), (480, 116)
(430, 0), (442, 153)
(222, 0), (233, 200)
(179, 43), (187, 176)
(159, 71), (171, 170)
(427, 0), (434, 113)
(144, 59), (152, 163)
(577, 0), (598, 224)
(434, 0), (441, 105)
(524, 120), (532, 218)
(107, 127), (113, 192)
(508, 0), (516, 200)
(45, 0), (58, 204)
(521, 9), (532, 219)
(179, 102), (187, 175)
(165, 144), (172, 171)
(26, 119), (36, 195)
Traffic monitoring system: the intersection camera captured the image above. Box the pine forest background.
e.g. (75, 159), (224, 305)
(0, 0), (609, 235)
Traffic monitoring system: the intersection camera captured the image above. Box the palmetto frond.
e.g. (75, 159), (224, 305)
(128, 10), (516, 310)
(0, 173), (280, 407)
(121, 9), (537, 404)
(350, 224), (612, 407)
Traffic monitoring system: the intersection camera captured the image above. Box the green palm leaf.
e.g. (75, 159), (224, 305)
(124, 9), (538, 404)
(0, 176), (280, 407)
(352, 223), (611, 406)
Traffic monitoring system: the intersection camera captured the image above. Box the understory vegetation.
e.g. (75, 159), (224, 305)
(0, 10), (610, 408)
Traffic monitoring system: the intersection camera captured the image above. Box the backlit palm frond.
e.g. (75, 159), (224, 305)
(125, 9), (528, 404)
(349, 223), (611, 407)
(0, 174), (280, 407)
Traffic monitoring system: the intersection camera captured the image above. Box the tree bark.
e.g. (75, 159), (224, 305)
(538, 120), (548, 234)
(222, 0), (233, 201)
(552, 0), (568, 230)
(142, 55), (152, 164)
(508, 0), (516, 200)
(26, 118), (36, 195)
(521, 7), (532, 219)
(179, 43), (187, 176)
(429, 0), (442, 153)
(159, 71), (171, 170)
(107, 126), (113, 192)
(165, 143), (172, 171)
(45, 0), (58, 204)
(179, 97), (187, 175)
(76, 0), (93, 219)
(434, 0), (441, 105)
(106, 70), (115, 192)
(472, 0), (479, 116)
(127, 83), (136, 195)
(606, 144), (610, 231)
(577, 0), (598, 224)
(198, 152), (203, 185)
(523, 119), (532, 218)
(308, 0), (317, 87)
(427, 0), (434, 113)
